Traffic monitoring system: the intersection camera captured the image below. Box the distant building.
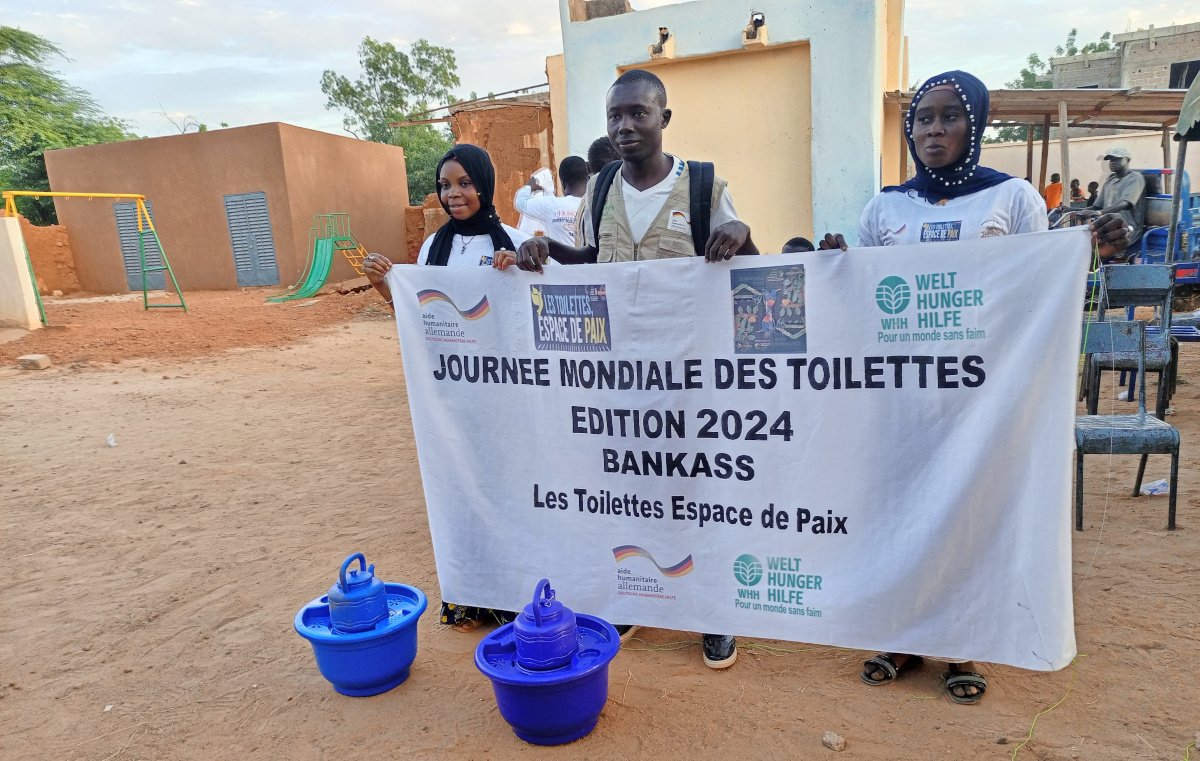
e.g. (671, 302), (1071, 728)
(1050, 22), (1200, 90)
(45, 123), (409, 293)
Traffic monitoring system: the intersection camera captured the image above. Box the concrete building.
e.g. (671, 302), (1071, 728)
(1051, 22), (1200, 90)
(45, 123), (409, 294)
(552, 0), (906, 250)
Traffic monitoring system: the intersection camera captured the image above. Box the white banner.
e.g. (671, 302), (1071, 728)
(388, 228), (1090, 671)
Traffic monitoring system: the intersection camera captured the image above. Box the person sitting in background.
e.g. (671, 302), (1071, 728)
(1090, 146), (1147, 253)
(1044, 173), (1063, 210)
(1086, 181), (1099, 208)
(513, 156), (589, 246)
(1070, 178), (1084, 203)
(782, 236), (815, 253)
(587, 136), (621, 175)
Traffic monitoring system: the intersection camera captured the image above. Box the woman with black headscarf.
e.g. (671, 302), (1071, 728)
(364, 144), (529, 308)
(364, 144), (526, 632)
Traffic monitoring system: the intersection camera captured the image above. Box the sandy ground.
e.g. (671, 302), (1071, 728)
(1, 294), (1198, 760)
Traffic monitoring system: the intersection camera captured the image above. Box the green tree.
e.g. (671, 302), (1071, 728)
(0, 27), (136, 224)
(985, 29), (1112, 144)
(321, 37), (460, 202)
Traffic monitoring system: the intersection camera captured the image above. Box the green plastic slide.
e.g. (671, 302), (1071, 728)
(267, 237), (334, 303)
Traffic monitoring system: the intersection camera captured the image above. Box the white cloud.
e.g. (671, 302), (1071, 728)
(507, 22), (534, 36)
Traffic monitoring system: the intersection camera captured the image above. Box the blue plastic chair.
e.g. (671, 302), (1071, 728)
(1085, 265), (1176, 419)
(1076, 321), (1180, 531)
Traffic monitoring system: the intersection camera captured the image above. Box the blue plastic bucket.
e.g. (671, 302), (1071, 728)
(295, 582), (427, 696)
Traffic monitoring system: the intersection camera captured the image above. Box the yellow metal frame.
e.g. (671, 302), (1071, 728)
(2, 191), (187, 314)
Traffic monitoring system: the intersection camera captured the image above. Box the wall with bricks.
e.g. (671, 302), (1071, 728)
(1051, 22), (1200, 91)
(1050, 51), (1121, 88)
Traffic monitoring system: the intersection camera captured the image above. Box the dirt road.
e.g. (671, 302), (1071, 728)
(1, 296), (1197, 759)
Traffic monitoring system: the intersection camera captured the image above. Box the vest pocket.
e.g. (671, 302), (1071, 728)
(597, 233), (617, 263)
(657, 231), (696, 258)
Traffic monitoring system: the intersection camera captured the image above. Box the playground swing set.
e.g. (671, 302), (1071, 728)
(2, 191), (187, 324)
(4, 189), (377, 318)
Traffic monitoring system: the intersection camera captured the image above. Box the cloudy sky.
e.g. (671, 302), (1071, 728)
(2, 0), (1196, 138)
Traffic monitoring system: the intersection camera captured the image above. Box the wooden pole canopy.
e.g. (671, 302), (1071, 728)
(884, 88), (1186, 130)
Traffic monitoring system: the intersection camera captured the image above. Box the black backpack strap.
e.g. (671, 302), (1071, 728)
(590, 160), (622, 247)
(688, 161), (714, 256)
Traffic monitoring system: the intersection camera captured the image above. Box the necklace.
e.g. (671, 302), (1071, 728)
(460, 235), (478, 256)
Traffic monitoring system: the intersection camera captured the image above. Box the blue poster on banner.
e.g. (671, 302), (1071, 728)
(530, 284), (612, 352)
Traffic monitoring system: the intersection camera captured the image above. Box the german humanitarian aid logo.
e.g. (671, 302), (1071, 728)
(612, 545), (694, 577)
(875, 276), (911, 314)
(531, 284), (612, 352)
(417, 289), (490, 319)
(733, 554), (763, 586)
(418, 289), (488, 344)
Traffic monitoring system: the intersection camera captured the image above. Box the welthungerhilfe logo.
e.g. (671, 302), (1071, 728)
(733, 553), (763, 586)
(531, 284), (611, 352)
(875, 276), (911, 314)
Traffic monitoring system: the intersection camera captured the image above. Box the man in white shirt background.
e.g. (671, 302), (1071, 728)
(513, 156), (589, 247)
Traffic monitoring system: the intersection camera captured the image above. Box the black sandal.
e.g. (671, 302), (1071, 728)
(860, 653), (922, 686)
(944, 668), (987, 704)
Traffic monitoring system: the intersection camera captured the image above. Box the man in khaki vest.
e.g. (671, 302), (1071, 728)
(509, 69), (757, 270)
(506, 69), (754, 671)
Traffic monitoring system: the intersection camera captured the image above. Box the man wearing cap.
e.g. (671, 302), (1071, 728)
(1090, 147), (1147, 258)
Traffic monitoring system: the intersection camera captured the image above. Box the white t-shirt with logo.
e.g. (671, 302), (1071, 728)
(419, 223), (532, 267)
(579, 155), (738, 245)
(513, 186), (582, 246)
(857, 178), (1047, 247)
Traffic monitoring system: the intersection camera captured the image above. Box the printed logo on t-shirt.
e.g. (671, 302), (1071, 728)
(667, 210), (691, 234)
(552, 208), (577, 234)
(478, 253), (493, 266)
(920, 221), (962, 242)
(979, 220), (1006, 237)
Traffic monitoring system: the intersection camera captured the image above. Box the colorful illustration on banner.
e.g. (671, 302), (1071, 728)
(731, 266), (807, 354)
(531, 284), (612, 352)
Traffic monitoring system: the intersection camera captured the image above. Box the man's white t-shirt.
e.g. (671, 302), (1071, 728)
(419, 223), (532, 267)
(513, 186), (582, 246)
(857, 178), (1048, 247)
(516, 168), (555, 236)
(579, 155), (738, 245)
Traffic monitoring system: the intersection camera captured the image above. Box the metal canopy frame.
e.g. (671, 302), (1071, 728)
(883, 88), (1189, 195)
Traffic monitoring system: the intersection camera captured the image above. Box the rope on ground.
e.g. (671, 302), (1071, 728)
(621, 637), (700, 651)
(736, 642), (815, 656)
(1010, 656), (1080, 760)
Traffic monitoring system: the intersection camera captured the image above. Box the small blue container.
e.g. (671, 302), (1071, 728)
(294, 554), (427, 697)
(475, 579), (620, 745)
